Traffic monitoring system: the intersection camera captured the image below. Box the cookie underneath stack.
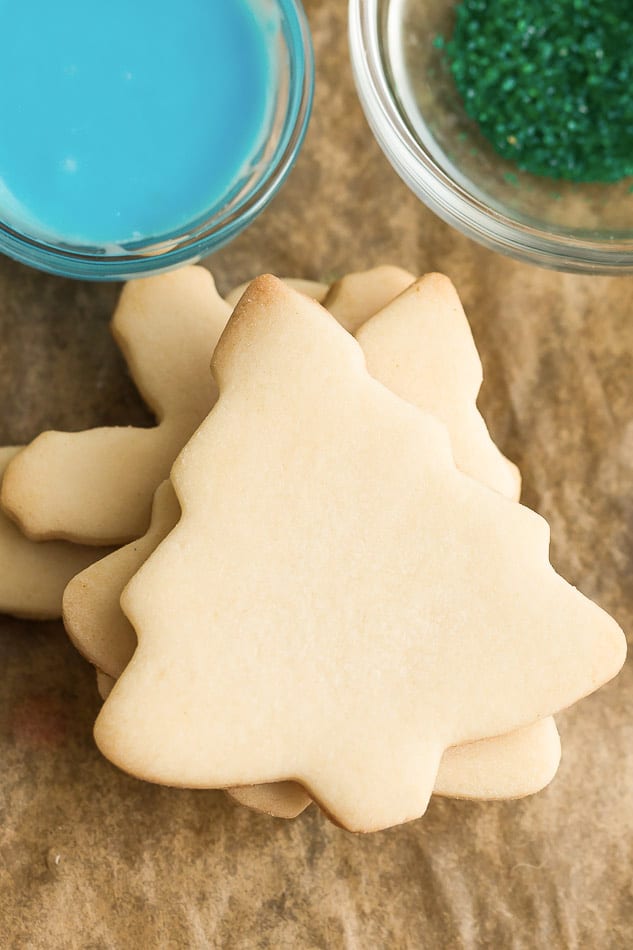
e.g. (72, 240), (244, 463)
(0, 266), (625, 832)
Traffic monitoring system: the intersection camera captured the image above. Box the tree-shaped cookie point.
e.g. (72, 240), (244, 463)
(356, 273), (520, 500)
(63, 265), (558, 817)
(225, 278), (329, 310)
(94, 276), (625, 832)
(0, 267), (231, 545)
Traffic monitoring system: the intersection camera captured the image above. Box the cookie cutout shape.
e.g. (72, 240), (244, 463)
(1, 267), (232, 545)
(95, 277), (625, 832)
(323, 265), (416, 333)
(61, 267), (544, 818)
(63, 479), (561, 815)
(65, 272), (554, 815)
(0, 447), (110, 620)
(357, 274), (520, 500)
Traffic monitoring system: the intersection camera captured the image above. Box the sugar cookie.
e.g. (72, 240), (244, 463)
(0, 447), (110, 620)
(1, 273), (330, 548)
(94, 277), (625, 832)
(64, 272), (551, 817)
(1, 268), (231, 545)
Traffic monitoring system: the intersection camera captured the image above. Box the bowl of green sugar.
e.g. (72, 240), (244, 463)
(350, 0), (633, 273)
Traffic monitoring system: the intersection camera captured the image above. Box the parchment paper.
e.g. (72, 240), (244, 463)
(1, 3), (633, 946)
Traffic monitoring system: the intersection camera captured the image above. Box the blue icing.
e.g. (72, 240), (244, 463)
(0, 0), (277, 246)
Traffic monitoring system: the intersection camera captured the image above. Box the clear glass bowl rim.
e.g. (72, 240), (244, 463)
(0, 0), (314, 281)
(349, 0), (633, 275)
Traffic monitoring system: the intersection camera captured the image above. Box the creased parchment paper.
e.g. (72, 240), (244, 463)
(1, 2), (632, 946)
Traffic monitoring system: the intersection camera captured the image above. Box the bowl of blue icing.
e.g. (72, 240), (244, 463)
(0, 0), (313, 279)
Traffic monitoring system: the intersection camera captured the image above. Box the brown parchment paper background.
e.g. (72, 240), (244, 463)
(1, 3), (633, 947)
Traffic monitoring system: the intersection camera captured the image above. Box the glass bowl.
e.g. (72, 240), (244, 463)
(0, 0), (313, 281)
(349, 0), (633, 273)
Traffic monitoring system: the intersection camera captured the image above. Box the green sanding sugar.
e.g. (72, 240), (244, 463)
(444, 0), (633, 182)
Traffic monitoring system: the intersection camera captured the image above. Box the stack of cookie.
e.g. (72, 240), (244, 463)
(0, 267), (625, 832)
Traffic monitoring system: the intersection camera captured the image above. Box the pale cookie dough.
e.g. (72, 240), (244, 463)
(1, 266), (517, 550)
(63, 480), (561, 816)
(64, 480), (317, 820)
(1, 274), (328, 548)
(1, 267), (232, 545)
(0, 447), (110, 620)
(65, 271), (554, 818)
(94, 277), (625, 832)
